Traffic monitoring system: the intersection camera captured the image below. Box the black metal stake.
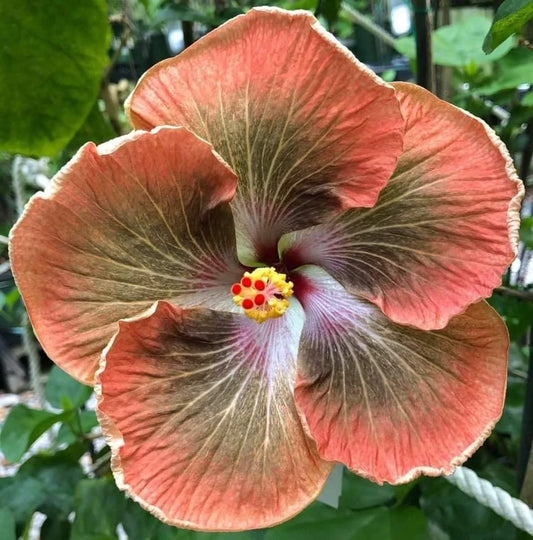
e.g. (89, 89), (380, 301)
(413, 0), (435, 93)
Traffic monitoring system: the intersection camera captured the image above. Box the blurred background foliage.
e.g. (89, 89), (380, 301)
(0, 0), (532, 538)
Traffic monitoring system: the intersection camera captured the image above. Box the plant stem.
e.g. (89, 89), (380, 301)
(341, 3), (397, 49)
(495, 287), (533, 302)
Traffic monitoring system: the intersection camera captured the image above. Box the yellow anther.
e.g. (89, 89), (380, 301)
(230, 267), (293, 323)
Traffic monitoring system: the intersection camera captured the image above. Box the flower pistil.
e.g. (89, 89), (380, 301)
(231, 267), (293, 323)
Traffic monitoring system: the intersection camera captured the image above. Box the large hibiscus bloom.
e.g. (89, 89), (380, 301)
(10, 7), (523, 532)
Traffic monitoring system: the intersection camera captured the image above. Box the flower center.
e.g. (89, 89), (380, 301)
(231, 267), (293, 323)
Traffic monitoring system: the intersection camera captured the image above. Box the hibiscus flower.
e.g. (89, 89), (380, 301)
(9, 7), (523, 532)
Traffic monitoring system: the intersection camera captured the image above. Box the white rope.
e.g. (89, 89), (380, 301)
(446, 466), (533, 535)
(11, 157), (50, 409)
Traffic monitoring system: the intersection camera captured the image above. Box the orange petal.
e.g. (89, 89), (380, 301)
(97, 300), (331, 531)
(293, 266), (508, 484)
(281, 82), (523, 330)
(126, 7), (403, 264)
(10, 127), (242, 384)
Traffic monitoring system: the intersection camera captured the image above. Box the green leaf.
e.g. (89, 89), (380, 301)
(0, 404), (70, 462)
(56, 410), (98, 446)
(63, 100), (116, 157)
(0, 1), (110, 155)
(489, 293), (533, 341)
(71, 478), (125, 539)
(523, 92), (533, 107)
(45, 366), (92, 410)
(475, 48), (533, 95)
(40, 518), (71, 540)
(321, 0), (342, 29)
(484, 0), (533, 53)
(265, 504), (429, 540)
(339, 470), (395, 510)
(396, 17), (514, 68)
(0, 508), (16, 540)
(265, 505), (384, 540)
(0, 476), (45, 524)
(18, 446), (85, 520)
(0, 445), (84, 525)
(121, 498), (180, 540)
(4, 288), (19, 309)
(420, 477), (520, 539)
(497, 374), (526, 441)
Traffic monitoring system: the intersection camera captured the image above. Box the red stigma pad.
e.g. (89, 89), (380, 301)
(242, 298), (254, 310)
(254, 280), (266, 291)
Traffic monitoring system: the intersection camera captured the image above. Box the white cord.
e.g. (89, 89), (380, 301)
(446, 466), (533, 535)
(11, 157), (50, 409)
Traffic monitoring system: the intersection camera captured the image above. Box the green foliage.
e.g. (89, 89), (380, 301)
(483, 0), (533, 53)
(475, 47), (533, 95)
(396, 17), (514, 68)
(419, 478), (524, 539)
(63, 101), (116, 157)
(40, 518), (71, 540)
(0, 445), (84, 525)
(45, 365), (93, 410)
(339, 472), (395, 509)
(0, 508), (16, 540)
(0, 1), (110, 156)
(321, 0), (342, 30)
(56, 410), (99, 446)
(71, 478), (126, 539)
(0, 405), (70, 462)
(121, 498), (180, 540)
(264, 503), (429, 540)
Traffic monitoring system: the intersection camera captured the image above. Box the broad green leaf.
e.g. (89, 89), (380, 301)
(0, 404), (70, 462)
(476, 48), (533, 95)
(479, 462), (519, 496)
(56, 410), (98, 446)
(71, 478), (125, 539)
(523, 92), (533, 107)
(0, 476), (45, 524)
(45, 366), (92, 410)
(0, 445), (83, 525)
(63, 101), (115, 157)
(339, 470), (395, 510)
(121, 498), (175, 540)
(489, 293), (533, 341)
(497, 375), (526, 441)
(121, 498), (249, 540)
(0, 1), (110, 155)
(266, 506), (385, 540)
(395, 17), (514, 67)
(266, 504), (429, 540)
(18, 446), (85, 520)
(0, 507), (16, 540)
(4, 288), (20, 309)
(322, 0), (342, 29)
(420, 477), (521, 539)
(388, 507), (430, 540)
(40, 518), (71, 540)
(484, 0), (533, 53)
